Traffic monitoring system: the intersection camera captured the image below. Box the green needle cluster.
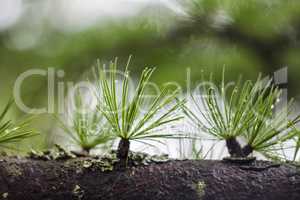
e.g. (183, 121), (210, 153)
(55, 91), (113, 154)
(183, 72), (300, 158)
(94, 57), (184, 167)
(0, 100), (37, 148)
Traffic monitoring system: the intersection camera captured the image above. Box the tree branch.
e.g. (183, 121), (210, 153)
(0, 157), (299, 200)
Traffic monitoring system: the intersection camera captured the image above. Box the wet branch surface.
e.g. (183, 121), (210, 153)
(0, 157), (300, 200)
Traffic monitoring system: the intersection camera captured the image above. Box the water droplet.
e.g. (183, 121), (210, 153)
(271, 105), (274, 109)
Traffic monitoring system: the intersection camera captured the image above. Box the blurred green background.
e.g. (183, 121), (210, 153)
(0, 0), (300, 151)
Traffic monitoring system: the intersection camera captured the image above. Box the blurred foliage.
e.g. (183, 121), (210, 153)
(0, 0), (300, 150)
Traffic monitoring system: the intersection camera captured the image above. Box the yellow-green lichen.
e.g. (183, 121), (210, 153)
(68, 156), (117, 172)
(128, 151), (169, 166)
(2, 193), (8, 199)
(28, 144), (76, 161)
(4, 163), (23, 177)
(72, 184), (84, 200)
(196, 181), (206, 199)
(82, 160), (93, 168)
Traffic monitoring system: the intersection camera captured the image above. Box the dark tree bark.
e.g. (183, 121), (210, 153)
(242, 144), (254, 157)
(0, 157), (299, 200)
(225, 137), (245, 157)
(117, 138), (130, 168)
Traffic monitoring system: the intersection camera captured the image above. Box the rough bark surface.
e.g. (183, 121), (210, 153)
(242, 144), (253, 157)
(225, 138), (245, 157)
(117, 139), (130, 168)
(0, 157), (299, 200)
